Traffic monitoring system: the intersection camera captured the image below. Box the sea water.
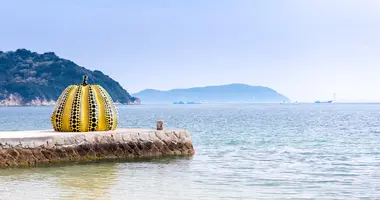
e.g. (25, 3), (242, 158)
(0, 103), (379, 199)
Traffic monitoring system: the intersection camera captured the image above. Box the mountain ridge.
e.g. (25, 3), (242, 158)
(0, 49), (140, 106)
(133, 83), (290, 104)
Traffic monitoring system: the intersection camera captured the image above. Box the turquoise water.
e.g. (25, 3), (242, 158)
(0, 104), (379, 199)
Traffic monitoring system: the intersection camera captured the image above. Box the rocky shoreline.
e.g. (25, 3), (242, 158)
(0, 94), (141, 106)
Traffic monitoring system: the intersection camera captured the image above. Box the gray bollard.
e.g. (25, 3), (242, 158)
(156, 120), (164, 130)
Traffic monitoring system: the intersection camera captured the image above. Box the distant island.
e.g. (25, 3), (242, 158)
(0, 49), (140, 106)
(133, 84), (290, 104)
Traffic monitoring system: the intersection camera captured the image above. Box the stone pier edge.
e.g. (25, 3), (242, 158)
(0, 129), (195, 168)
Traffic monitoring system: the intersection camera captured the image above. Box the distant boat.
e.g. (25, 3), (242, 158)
(314, 100), (333, 104)
(173, 101), (201, 104)
(315, 93), (335, 104)
(280, 101), (299, 104)
(186, 101), (200, 104)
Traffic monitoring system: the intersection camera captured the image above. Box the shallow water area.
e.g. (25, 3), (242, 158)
(0, 103), (379, 199)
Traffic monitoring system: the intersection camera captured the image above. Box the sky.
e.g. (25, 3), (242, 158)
(1, 0), (380, 102)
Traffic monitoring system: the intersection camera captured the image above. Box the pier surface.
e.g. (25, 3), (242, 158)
(0, 128), (195, 167)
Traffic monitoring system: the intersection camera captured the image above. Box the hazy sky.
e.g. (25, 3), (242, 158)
(1, 0), (379, 102)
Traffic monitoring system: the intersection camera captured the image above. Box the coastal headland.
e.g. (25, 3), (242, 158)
(0, 126), (194, 168)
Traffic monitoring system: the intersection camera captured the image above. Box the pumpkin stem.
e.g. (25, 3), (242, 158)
(82, 75), (88, 86)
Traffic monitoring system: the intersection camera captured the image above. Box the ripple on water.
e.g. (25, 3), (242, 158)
(0, 104), (380, 199)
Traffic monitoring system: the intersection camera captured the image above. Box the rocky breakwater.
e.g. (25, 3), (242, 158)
(0, 124), (194, 168)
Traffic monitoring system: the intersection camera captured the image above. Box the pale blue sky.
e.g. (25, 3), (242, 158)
(1, 0), (379, 102)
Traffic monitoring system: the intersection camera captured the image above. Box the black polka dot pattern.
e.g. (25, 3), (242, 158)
(104, 87), (118, 129)
(98, 86), (117, 131)
(70, 86), (82, 132)
(51, 86), (74, 132)
(51, 83), (118, 132)
(87, 86), (99, 131)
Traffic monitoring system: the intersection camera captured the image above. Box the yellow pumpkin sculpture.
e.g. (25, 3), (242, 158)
(51, 75), (118, 132)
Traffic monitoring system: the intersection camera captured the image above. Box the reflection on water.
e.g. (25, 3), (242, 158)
(0, 163), (119, 200)
(57, 163), (118, 200)
(57, 157), (193, 200)
(0, 157), (193, 200)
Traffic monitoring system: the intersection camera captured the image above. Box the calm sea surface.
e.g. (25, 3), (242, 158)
(0, 103), (379, 199)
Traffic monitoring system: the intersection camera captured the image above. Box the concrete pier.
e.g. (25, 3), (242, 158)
(0, 128), (195, 168)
